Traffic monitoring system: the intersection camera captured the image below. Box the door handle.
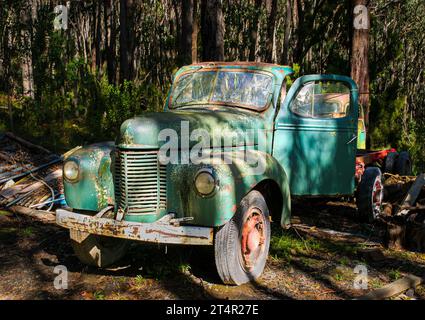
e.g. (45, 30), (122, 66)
(347, 135), (357, 145)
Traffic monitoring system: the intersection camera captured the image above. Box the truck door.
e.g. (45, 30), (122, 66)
(273, 75), (359, 196)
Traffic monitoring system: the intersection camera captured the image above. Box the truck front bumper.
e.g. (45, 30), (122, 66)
(56, 209), (214, 245)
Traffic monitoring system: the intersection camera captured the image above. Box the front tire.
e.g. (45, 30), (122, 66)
(70, 232), (129, 268)
(214, 190), (271, 285)
(356, 167), (384, 223)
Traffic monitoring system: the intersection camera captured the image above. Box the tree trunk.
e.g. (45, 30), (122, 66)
(119, 0), (134, 83)
(281, 0), (292, 65)
(249, 0), (263, 62)
(179, 0), (194, 66)
(105, 0), (116, 84)
(351, 0), (370, 127)
(200, 0), (224, 61)
(292, 0), (303, 63)
(265, 0), (278, 63)
(21, 1), (35, 98)
(95, 1), (102, 72)
(192, 0), (199, 63)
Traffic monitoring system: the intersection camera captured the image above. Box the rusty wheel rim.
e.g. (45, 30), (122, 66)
(372, 177), (383, 218)
(241, 207), (266, 271)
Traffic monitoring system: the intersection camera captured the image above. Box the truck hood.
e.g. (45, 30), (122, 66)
(117, 107), (269, 149)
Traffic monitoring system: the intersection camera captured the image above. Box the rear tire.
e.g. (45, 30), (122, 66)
(357, 167), (384, 223)
(384, 152), (398, 174)
(71, 232), (129, 268)
(394, 151), (412, 176)
(214, 191), (271, 285)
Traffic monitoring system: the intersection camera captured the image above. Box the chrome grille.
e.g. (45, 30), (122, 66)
(114, 149), (166, 215)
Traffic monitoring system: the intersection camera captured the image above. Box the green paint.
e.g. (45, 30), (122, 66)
(64, 142), (115, 212)
(273, 75), (359, 196)
(167, 150), (291, 227)
(63, 64), (361, 230)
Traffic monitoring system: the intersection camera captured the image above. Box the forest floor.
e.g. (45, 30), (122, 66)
(1, 199), (425, 300)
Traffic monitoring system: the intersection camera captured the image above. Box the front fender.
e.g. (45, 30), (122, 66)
(64, 142), (115, 211)
(168, 150), (291, 227)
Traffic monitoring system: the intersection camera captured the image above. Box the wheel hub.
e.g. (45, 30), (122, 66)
(372, 177), (383, 217)
(241, 208), (265, 270)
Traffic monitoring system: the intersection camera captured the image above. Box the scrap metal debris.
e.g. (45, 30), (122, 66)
(0, 132), (79, 217)
(0, 132), (61, 186)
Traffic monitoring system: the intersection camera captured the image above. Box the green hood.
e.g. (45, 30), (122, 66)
(117, 107), (269, 149)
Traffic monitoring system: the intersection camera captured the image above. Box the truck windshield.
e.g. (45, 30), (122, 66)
(170, 70), (273, 110)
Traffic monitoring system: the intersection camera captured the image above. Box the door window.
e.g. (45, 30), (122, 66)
(290, 81), (351, 119)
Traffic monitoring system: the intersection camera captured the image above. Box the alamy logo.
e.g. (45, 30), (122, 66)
(353, 5), (369, 30)
(158, 121), (268, 175)
(354, 264), (368, 290)
(54, 5), (68, 30)
(53, 265), (68, 290)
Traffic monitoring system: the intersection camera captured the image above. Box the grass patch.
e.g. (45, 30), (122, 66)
(271, 228), (361, 262)
(388, 269), (402, 281)
(331, 266), (353, 282)
(93, 291), (106, 300)
(270, 231), (322, 260)
(18, 227), (35, 237)
(0, 210), (12, 216)
(131, 275), (146, 288)
(369, 277), (385, 289)
(338, 257), (351, 266)
(178, 263), (191, 274)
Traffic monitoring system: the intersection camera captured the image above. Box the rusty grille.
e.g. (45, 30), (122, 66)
(114, 149), (166, 215)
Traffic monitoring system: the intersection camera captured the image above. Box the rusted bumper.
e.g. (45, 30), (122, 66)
(56, 209), (214, 245)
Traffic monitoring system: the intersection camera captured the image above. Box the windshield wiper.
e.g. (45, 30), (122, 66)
(174, 102), (207, 109)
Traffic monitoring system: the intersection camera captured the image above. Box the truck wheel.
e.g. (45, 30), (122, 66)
(214, 190), (271, 285)
(384, 152), (398, 174)
(394, 151), (412, 176)
(356, 167), (384, 223)
(71, 232), (129, 268)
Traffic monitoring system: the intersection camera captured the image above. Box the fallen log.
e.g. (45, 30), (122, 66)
(5, 132), (52, 154)
(9, 205), (56, 223)
(357, 274), (424, 300)
(292, 223), (382, 246)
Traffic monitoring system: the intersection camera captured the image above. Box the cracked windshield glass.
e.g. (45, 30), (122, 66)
(171, 71), (273, 110)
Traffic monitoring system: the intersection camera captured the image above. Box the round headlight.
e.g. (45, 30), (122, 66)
(64, 160), (79, 182)
(194, 169), (217, 196)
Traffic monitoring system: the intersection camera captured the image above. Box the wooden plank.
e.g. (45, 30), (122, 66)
(357, 274), (424, 300)
(9, 206), (56, 223)
(398, 174), (425, 216)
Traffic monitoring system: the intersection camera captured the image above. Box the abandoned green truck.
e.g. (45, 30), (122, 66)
(56, 62), (411, 285)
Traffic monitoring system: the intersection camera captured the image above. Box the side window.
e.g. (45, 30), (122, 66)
(290, 81), (351, 119)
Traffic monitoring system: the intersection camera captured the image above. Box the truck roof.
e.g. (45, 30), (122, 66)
(178, 62), (294, 79)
